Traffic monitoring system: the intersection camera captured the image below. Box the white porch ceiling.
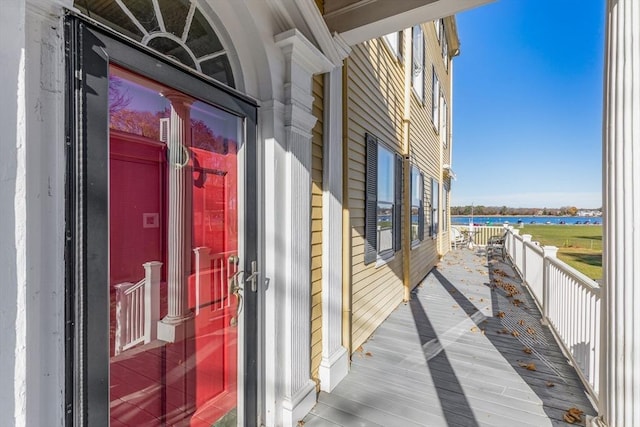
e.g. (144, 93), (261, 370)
(323, 0), (495, 45)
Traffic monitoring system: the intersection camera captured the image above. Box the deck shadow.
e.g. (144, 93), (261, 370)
(409, 292), (480, 427)
(429, 252), (596, 424)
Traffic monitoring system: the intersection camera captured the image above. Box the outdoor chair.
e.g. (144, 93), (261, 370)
(487, 231), (507, 260)
(451, 227), (468, 249)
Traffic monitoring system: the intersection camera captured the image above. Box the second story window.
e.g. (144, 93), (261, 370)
(432, 67), (440, 131)
(383, 31), (403, 60)
(441, 20), (449, 71)
(441, 95), (448, 147)
(412, 25), (424, 100)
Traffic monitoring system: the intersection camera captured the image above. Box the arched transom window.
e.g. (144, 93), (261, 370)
(74, 0), (234, 87)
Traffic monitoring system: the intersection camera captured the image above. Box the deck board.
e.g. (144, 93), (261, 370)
(304, 247), (596, 426)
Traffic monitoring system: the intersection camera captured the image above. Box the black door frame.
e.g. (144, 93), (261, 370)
(64, 14), (259, 426)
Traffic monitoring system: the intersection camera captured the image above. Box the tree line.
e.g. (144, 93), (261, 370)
(450, 206), (581, 216)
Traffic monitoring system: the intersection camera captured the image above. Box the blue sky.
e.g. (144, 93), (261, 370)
(451, 0), (605, 209)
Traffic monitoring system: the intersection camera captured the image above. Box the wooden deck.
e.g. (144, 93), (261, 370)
(304, 248), (596, 426)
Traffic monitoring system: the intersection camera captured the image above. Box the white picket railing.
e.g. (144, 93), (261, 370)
(504, 227), (601, 404)
(192, 247), (236, 315)
(114, 261), (162, 355)
(452, 225), (504, 247)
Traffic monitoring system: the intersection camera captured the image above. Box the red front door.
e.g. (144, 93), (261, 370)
(108, 65), (241, 427)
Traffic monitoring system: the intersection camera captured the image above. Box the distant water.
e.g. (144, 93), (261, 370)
(452, 215), (601, 226)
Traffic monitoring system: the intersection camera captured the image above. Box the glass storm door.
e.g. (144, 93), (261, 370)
(66, 18), (258, 427)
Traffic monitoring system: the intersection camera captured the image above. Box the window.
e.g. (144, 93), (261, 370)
(432, 68), (440, 131)
(383, 31), (403, 59)
(441, 20), (449, 71)
(365, 134), (403, 264)
(441, 94), (448, 147)
(443, 188), (449, 232)
(411, 166), (425, 245)
(73, 0), (235, 86)
(430, 178), (439, 237)
(412, 25), (424, 100)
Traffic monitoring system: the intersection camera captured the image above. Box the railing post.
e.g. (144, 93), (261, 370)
(504, 225), (512, 258)
(522, 234), (532, 285)
(542, 246), (558, 323)
(512, 228), (520, 271)
(144, 261), (163, 343)
(114, 282), (132, 356)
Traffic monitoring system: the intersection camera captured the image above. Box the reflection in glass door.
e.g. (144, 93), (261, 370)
(108, 65), (241, 426)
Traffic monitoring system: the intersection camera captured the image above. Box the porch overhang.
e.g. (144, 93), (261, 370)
(322, 0), (495, 45)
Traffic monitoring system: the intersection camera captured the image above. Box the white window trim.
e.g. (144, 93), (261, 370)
(382, 32), (402, 60)
(412, 25), (424, 102)
(431, 68), (440, 132)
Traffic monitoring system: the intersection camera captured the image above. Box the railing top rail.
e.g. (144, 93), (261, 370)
(114, 278), (145, 293)
(546, 256), (601, 295)
(523, 240), (544, 254)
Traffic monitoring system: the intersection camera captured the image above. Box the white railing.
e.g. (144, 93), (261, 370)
(522, 238), (544, 306)
(545, 257), (601, 399)
(192, 247), (236, 315)
(114, 261), (162, 355)
(504, 227), (601, 404)
(452, 225), (504, 246)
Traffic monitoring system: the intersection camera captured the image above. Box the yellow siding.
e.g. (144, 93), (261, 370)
(310, 74), (324, 383)
(347, 39), (405, 352)
(406, 22), (455, 287)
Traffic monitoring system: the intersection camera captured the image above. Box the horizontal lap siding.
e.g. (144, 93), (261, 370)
(347, 40), (405, 353)
(311, 74), (323, 384)
(408, 23), (451, 287)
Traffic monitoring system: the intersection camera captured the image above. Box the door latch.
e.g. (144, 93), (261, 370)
(245, 261), (260, 292)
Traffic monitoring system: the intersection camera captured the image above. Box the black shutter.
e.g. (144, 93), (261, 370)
(394, 154), (403, 252)
(419, 172), (425, 241)
(364, 134), (378, 265)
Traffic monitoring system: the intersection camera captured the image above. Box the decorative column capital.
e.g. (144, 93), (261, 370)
(275, 28), (334, 77)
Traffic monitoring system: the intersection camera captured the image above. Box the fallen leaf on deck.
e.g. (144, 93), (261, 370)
(365, 352), (372, 357)
(355, 346), (363, 353)
(518, 319), (526, 326)
(563, 407), (584, 424)
(546, 381), (555, 387)
(527, 327), (536, 335)
(518, 361), (536, 371)
(511, 330), (520, 337)
(297, 421), (305, 426)
(523, 347), (532, 354)
(470, 326), (480, 333)
(497, 311), (505, 318)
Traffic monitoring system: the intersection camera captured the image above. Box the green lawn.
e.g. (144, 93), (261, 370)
(518, 224), (602, 280)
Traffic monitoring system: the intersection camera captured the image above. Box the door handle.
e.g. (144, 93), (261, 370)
(229, 271), (243, 327)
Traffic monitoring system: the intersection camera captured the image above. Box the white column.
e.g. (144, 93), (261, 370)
(157, 93), (194, 342)
(1, 2), (67, 425)
(599, 2), (640, 426)
(318, 67), (349, 392)
(0, 1), (27, 424)
(274, 29), (333, 427)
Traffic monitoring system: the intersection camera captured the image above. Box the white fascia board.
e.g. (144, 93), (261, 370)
(337, 0), (494, 46)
